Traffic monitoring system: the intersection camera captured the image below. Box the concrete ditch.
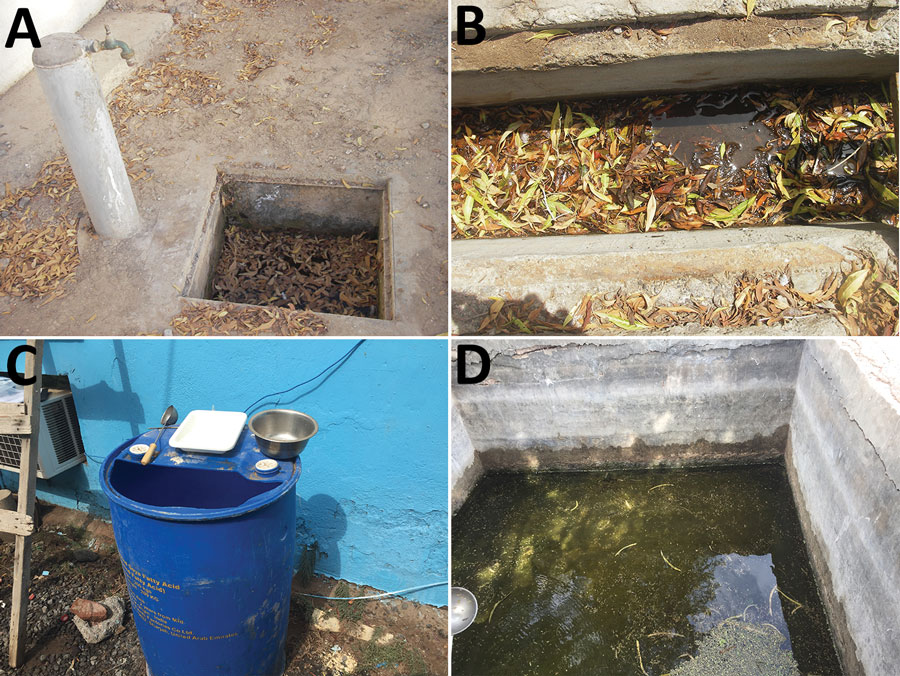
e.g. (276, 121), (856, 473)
(451, 338), (900, 675)
(451, 5), (898, 336)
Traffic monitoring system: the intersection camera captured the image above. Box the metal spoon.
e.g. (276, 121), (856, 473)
(141, 405), (178, 466)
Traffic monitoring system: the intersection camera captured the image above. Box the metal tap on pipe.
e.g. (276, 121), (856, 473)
(32, 33), (140, 239)
(86, 25), (137, 66)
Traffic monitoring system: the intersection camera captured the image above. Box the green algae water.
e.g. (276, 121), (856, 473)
(452, 465), (841, 676)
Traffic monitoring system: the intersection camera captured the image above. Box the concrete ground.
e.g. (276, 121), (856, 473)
(0, 502), (448, 676)
(452, 225), (898, 335)
(0, 0), (447, 336)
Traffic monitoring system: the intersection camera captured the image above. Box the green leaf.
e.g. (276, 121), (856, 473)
(803, 188), (829, 205)
(870, 99), (887, 122)
(707, 208), (735, 221)
(868, 173), (900, 209)
(775, 169), (791, 199)
(550, 103), (561, 150)
(516, 180), (541, 213)
(577, 127), (600, 140)
(878, 283), (899, 303)
(837, 269), (868, 306)
(784, 136), (802, 162)
(596, 312), (650, 331)
(525, 29), (573, 42)
(498, 122), (524, 147)
(849, 113), (875, 128)
(463, 194), (474, 223)
(576, 112), (597, 128)
(744, 0), (756, 19)
(464, 186), (517, 230)
(509, 317), (533, 333)
(790, 194), (809, 216)
(729, 195), (755, 219)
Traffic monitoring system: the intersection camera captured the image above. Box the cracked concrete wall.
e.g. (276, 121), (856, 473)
(453, 0), (898, 36)
(451, 339), (801, 490)
(786, 339), (900, 676)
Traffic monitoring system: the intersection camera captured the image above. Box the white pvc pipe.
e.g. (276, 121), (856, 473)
(32, 33), (140, 239)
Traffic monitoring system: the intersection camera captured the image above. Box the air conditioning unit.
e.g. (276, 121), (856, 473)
(0, 390), (86, 479)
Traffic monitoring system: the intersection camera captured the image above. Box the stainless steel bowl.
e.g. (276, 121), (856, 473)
(248, 409), (318, 460)
(450, 587), (478, 635)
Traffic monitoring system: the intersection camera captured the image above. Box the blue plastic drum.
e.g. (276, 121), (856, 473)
(101, 426), (300, 676)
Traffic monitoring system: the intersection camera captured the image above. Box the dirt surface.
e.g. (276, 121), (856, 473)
(0, 503), (448, 675)
(0, 0), (447, 336)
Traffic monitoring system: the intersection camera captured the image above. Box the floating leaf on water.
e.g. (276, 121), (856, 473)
(867, 173), (899, 209)
(869, 99), (887, 121)
(615, 542), (637, 557)
(660, 550), (682, 572)
(849, 113), (875, 128)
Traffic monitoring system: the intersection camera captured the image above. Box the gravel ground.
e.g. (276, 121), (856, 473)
(0, 512), (447, 675)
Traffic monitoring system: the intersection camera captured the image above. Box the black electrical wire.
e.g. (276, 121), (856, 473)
(242, 339), (365, 414)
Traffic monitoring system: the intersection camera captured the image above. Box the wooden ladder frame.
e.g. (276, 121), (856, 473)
(0, 339), (44, 667)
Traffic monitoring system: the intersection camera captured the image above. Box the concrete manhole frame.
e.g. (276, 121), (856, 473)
(182, 167), (396, 330)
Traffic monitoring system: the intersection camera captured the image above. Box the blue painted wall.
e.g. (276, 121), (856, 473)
(0, 339), (448, 606)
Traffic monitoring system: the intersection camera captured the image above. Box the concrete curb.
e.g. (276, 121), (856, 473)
(451, 12), (898, 105)
(452, 225), (897, 336)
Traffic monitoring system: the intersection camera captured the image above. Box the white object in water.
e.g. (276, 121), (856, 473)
(168, 410), (247, 453)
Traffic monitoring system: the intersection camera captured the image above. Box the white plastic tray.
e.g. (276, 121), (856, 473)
(168, 410), (247, 453)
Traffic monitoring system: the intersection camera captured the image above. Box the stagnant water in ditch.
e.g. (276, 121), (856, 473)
(452, 83), (897, 237)
(452, 464), (841, 675)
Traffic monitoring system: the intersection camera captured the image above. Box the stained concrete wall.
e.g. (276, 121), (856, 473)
(453, 0), (898, 37)
(1, 0), (107, 95)
(0, 339), (448, 605)
(452, 339), (801, 486)
(451, 401), (481, 512)
(786, 340), (900, 676)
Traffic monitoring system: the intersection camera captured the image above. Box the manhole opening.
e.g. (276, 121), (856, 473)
(187, 175), (393, 320)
